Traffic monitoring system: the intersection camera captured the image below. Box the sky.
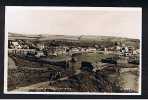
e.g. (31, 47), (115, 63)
(6, 7), (142, 39)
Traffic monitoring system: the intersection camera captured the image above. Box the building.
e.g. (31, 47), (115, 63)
(86, 47), (97, 53)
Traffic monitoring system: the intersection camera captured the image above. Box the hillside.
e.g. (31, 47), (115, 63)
(8, 32), (139, 42)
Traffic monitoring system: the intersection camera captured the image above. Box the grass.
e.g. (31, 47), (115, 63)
(47, 54), (66, 60)
(47, 51), (115, 63)
(77, 52), (110, 63)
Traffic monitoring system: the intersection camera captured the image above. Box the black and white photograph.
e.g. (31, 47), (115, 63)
(4, 7), (142, 95)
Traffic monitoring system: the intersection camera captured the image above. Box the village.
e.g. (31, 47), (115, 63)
(8, 34), (139, 59)
(7, 33), (140, 92)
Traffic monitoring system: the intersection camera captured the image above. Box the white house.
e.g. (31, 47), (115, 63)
(116, 46), (121, 51)
(71, 48), (79, 53)
(37, 43), (45, 50)
(86, 47), (97, 53)
(35, 51), (45, 58)
(12, 42), (22, 49)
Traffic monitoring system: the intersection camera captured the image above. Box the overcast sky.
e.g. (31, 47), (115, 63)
(6, 7), (142, 39)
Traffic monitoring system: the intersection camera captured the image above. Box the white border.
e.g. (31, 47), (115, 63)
(4, 6), (142, 95)
(5, 6), (142, 11)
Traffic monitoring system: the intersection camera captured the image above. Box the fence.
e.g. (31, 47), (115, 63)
(8, 49), (36, 55)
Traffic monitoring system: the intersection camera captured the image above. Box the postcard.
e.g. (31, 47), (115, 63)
(4, 7), (142, 95)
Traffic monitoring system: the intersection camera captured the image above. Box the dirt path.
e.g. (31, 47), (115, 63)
(8, 57), (17, 69)
(10, 81), (51, 92)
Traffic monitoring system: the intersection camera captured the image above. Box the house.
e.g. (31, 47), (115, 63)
(35, 51), (45, 58)
(71, 48), (79, 53)
(37, 43), (45, 50)
(119, 46), (130, 57)
(116, 46), (121, 51)
(104, 47), (114, 54)
(80, 48), (86, 53)
(47, 46), (69, 56)
(86, 47), (96, 53)
(12, 41), (22, 49)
